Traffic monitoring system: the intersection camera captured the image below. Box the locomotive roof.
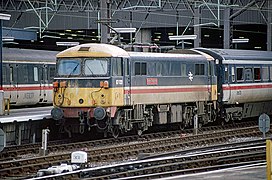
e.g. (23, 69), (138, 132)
(57, 43), (130, 58)
(194, 48), (272, 61)
(57, 43), (213, 61)
(127, 51), (210, 61)
(3, 47), (58, 62)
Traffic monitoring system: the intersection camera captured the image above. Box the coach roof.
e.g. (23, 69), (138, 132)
(3, 48), (58, 62)
(195, 48), (272, 61)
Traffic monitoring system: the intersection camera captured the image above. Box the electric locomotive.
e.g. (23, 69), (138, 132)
(51, 43), (272, 137)
(51, 43), (217, 137)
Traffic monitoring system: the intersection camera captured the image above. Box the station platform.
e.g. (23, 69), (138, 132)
(0, 106), (54, 145)
(0, 106), (52, 123)
(161, 163), (266, 180)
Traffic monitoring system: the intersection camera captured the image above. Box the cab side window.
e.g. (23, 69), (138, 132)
(112, 58), (123, 76)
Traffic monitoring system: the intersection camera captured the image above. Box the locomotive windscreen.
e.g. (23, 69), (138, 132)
(57, 58), (109, 77)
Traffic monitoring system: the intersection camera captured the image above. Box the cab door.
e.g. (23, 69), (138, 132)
(123, 58), (131, 105)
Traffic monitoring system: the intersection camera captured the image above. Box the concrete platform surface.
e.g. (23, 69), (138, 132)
(0, 106), (52, 123)
(158, 163), (266, 180)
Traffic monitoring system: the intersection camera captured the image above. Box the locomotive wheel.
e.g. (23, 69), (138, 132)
(179, 123), (185, 130)
(225, 113), (231, 123)
(111, 110), (125, 138)
(96, 118), (108, 131)
(111, 125), (120, 138)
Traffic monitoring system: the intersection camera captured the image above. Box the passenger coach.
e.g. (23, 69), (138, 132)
(2, 48), (57, 106)
(196, 48), (272, 123)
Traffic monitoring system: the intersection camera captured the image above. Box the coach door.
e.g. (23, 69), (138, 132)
(8, 64), (18, 104)
(123, 58), (131, 105)
(40, 64), (49, 103)
(208, 61), (217, 101)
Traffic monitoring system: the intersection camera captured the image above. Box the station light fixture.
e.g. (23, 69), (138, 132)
(0, 13), (11, 21)
(56, 42), (79, 46)
(232, 38), (249, 43)
(169, 35), (197, 41)
(111, 28), (136, 33)
(41, 35), (61, 39)
(2, 36), (14, 42)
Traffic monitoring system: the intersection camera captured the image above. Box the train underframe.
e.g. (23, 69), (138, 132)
(57, 101), (218, 138)
(57, 101), (272, 138)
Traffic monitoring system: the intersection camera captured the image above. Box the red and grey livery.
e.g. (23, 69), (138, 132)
(51, 43), (272, 137)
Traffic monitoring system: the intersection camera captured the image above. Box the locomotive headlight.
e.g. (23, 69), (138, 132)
(60, 81), (67, 88)
(53, 81), (59, 88)
(53, 81), (59, 92)
(103, 81), (109, 89)
(100, 81), (109, 89)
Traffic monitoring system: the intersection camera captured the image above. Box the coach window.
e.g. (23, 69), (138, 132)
(23, 65), (29, 83)
(2, 66), (6, 84)
(135, 62), (147, 76)
(9, 66), (13, 82)
(262, 66), (269, 81)
(181, 64), (186, 76)
(245, 67), (253, 81)
(254, 67), (261, 81)
(236, 67), (244, 81)
(224, 66), (229, 83)
(231, 66), (235, 82)
(34, 67), (38, 82)
(270, 67), (272, 80)
(195, 64), (205, 75)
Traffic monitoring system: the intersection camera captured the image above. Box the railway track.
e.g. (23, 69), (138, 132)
(0, 121), (256, 161)
(49, 139), (266, 180)
(0, 121), (266, 179)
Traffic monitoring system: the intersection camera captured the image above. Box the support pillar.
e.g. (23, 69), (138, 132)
(100, 0), (110, 43)
(268, 0), (272, 51)
(135, 29), (152, 44)
(194, 7), (201, 48)
(224, 7), (230, 49)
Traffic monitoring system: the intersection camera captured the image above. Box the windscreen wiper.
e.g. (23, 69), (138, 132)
(68, 63), (79, 77)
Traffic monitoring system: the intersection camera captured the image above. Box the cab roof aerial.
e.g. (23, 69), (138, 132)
(57, 43), (130, 58)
